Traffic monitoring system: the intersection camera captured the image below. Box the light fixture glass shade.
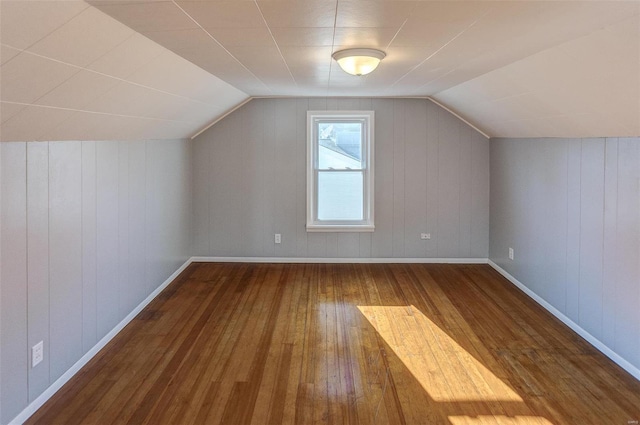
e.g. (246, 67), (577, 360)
(332, 48), (386, 76)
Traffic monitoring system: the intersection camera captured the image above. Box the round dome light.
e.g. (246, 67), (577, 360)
(332, 48), (386, 76)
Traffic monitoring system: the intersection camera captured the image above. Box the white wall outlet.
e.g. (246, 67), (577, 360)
(275, 233), (281, 244)
(32, 341), (44, 368)
(420, 233), (431, 240)
(508, 247), (514, 260)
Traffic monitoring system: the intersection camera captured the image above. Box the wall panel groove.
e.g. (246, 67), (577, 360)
(0, 139), (192, 425)
(26, 142), (50, 400)
(490, 136), (640, 374)
(0, 142), (28, 424)
(193, 98), (489, 259)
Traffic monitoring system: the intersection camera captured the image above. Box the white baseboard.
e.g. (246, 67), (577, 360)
(22, 256), (630, 425)
(190, 256), (489, 264)
(10, 258), (194, 425)
(10, 255), (485, 424)
(488, 260), (640, 382)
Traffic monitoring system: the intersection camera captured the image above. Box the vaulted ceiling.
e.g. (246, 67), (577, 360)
(1, 0), (639, 141)
(0, 1), (248, 141)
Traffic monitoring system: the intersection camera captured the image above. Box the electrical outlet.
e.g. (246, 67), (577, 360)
(508, 247), (514, 260)
(420, 233), (431, 240)
(32, 341), (43, 368)
(275, 233), (281, 244)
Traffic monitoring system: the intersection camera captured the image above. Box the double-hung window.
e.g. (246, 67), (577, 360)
(306, 111), (374, 232)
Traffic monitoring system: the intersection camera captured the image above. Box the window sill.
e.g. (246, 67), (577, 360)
(306, 224), (375, 233)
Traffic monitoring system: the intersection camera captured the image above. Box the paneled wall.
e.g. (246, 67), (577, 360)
(0, 139), (192, 424)
(192, 98), (490, 258)
(490, 137), (640, 372)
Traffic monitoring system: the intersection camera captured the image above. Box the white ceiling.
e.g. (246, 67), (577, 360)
(435, 12), (640, 138)
(0, 0), (248, 142)
(1, 0), (639, 140)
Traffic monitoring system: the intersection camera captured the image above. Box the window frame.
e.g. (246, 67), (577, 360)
(306, 110), (375, 232)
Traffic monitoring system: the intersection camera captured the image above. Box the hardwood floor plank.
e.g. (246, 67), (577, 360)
(27, 263), (640, 425)
(282, 267), (311, 424)
(295, 383), (315, 425)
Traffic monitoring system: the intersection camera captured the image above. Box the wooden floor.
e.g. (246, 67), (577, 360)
(28, 263), (640, 425)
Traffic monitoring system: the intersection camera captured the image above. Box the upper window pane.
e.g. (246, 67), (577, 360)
(317, 121), (363, 170)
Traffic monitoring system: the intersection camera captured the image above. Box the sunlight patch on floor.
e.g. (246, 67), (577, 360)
(449, 415), (554, 424)
(357, 305), (523, 403)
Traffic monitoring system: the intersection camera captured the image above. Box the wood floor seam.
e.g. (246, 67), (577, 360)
(26, 263), (640, 425)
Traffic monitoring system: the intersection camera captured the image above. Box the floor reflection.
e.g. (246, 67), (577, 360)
(358, 304), (553, 424)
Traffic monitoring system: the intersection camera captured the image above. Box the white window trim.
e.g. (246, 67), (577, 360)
(306, 110), (375, 232)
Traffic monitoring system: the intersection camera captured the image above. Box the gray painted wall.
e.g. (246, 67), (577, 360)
(490, 137), (640, 372)
(192, 98), (490, 258)
(0, 144), (3, 424)
(0, 139), (192, 424)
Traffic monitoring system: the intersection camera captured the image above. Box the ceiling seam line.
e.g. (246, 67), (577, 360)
(327, 0), (340, 93)
(170, 0), (272, 92)
(0, 101), (200, 124)
(409, 5), (497, 94)
(388, 16), (484, 91)
(419, 8), (638, 97)
(253, 1), (298, 87)
(385, 17), (409, 50)
(362, 8), (414, 86)
(385, 0), (420, 51)
(10, 33), (142, 120)
(0, 43), (222, 108)
(2, 2), (91, 68)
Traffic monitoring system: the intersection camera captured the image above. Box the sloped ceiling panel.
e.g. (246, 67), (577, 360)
(89, 1), (640, 100)
(0, 1), (249, 142)
(87, 0), (640, 138)
(434, 14), (640, 138)
(1, 1), (638, 140)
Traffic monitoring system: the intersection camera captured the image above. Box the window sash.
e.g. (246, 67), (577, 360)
(315, 169), (365, 223)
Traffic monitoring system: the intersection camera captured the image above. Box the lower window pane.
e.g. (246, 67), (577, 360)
(317, 171), (363, 221)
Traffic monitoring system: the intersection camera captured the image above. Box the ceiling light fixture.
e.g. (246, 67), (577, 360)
(332, 48), (386, 76)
